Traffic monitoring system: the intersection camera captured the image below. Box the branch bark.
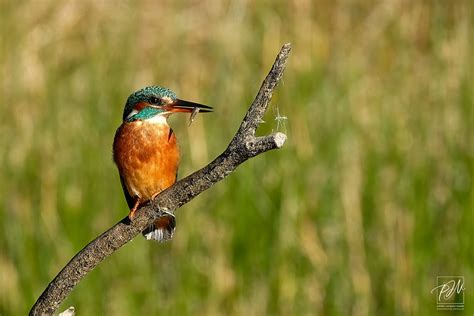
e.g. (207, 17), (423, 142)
(30, 43), (291, 315)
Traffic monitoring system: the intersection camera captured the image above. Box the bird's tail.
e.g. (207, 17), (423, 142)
(142, 212), (176, 242)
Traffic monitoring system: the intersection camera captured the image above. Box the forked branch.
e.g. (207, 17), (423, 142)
(30, 43), (291, 315)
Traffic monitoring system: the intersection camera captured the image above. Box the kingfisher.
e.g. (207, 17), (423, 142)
(113, 86), (212, 241)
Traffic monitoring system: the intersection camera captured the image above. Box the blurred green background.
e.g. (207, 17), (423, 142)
(0, 1), (472, 315)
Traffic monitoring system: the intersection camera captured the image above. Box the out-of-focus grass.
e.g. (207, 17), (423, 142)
(0, 1), (472, 315)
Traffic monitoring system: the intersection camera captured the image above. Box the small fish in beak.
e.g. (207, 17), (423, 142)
(163, 99), (212, 125)
(189, 107), (200, 126)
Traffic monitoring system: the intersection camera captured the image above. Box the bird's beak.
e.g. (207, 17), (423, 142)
(164, 99), (213, 113)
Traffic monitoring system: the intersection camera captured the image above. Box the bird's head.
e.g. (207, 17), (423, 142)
(123, 86), (212, 123)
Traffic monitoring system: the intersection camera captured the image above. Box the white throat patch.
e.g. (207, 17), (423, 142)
(145, 114), (169, 125)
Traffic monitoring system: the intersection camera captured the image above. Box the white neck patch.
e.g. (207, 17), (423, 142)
(126, 109), (139, 120)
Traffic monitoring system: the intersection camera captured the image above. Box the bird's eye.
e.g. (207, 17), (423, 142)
(149, 96), (160, 104)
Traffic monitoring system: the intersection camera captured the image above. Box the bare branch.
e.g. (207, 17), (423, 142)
(29, 43), (291, 315)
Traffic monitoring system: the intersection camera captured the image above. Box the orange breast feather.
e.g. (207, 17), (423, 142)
(113, 121), (180, 201)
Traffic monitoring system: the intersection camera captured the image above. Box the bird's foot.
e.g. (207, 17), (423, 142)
(128, 199), (141, 220)
(151, 192), (160, 200)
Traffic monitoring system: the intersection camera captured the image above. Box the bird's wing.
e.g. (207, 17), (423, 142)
(119, 175), (135, 209)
